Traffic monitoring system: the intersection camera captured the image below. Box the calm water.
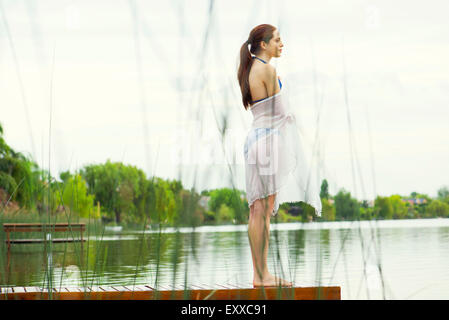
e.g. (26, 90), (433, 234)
(2, 218), (449, 300)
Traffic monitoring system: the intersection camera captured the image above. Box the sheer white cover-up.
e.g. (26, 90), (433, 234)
(243, 88), (322, 217)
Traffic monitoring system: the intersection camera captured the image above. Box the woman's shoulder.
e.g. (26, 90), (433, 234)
(252, 62), (276, 78)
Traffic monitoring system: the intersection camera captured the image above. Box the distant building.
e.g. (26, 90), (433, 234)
(401, 198), (428, 205)
(199, 195), (210, 210)
(365, 200), (374, 208)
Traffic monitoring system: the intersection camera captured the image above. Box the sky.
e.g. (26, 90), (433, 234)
(1, 0), (448, 201)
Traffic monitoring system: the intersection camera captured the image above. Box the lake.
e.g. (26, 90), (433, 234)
(2, 218), (449, 300)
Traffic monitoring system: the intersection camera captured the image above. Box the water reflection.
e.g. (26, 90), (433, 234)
(2, 218), (449, 299)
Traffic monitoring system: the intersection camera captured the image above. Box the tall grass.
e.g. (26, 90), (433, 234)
(0, 0), (396, 301)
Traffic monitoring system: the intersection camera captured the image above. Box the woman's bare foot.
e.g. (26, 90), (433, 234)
(253, 273), (293, 287)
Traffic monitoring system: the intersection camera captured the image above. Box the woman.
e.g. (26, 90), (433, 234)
(237, 24), (322, 287)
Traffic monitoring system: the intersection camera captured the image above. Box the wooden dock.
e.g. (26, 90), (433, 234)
(0, 283), (340, 300)
(3, 223), (86, 249)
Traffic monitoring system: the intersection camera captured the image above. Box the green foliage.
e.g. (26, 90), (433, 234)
(389, 194), (408, 219)
(154, 178), (177, 225)
(276, 208), (302, 223)
(0, 171), (17, 196)
(2, 123), (449, 225)
(374, 196), (393, 220)
(437, 186), (449, 205)
(217, 203), (234, 223)
(0, 123), (41, 209)
(80, 160), (148, 223)
(175, 188), (205, 227)
(320, 179), (330, 200)
(55, 173), (96, 219)
(321, 198), (336, 221)
(334, 189), (360, 220)
(360, 206), (375, 220)
(0, 122), (11, 157)
(59, 170), (71, 183)
(427, 199), (449, 218)
(208, 188), (246, 224)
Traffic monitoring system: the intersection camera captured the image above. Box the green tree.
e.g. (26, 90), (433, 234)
(0, 123), (11, 157)
(427, 199), (449, 218)
(153, 178), (177, 225)
(208, 188), (246, 224)
(59, 170), (72, 183)
(0, 171), (17, 198)
(437, 186), (449, 205)
(414, 193), (431, 216)
(321, 197), (335, 221)
(320, 179), (330, 200)
(217, 203), (234, 223)
(176, 188), (203, 226)
(0, 129), (40, 209)
(334, 189), (360, 220)
(375, 196), (393, 220)
(389, 195), (408, 219)
(81, 160), (147, 223)
(56, 173), (96, 218)
(360, 206), (375, 220)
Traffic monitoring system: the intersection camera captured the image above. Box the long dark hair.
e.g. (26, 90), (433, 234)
(237, 24), (276, 110)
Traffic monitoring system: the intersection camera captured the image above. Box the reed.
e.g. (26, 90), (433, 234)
(3, 0), (429, 301)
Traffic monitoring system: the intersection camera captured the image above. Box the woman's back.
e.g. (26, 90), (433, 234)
(248, 57), (282, 106)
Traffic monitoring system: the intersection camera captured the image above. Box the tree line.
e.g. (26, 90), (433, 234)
(1, 123), (448, 226)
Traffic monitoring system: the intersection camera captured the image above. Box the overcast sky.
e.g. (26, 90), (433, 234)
(1, 0), (448, 201)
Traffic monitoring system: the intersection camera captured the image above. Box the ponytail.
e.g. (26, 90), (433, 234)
(237, 24), (276, 110)
(237, 41), (254, 110)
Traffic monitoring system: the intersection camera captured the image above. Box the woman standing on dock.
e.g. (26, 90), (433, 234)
(237, 24), (322, 287)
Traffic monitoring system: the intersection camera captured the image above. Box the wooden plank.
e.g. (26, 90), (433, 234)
(99, 286), (116, 292)
(157, 283), (174, 291)
(5, 238), (86, 244)
(3, 224), (85, 233)
(130, 285), (150, 291)
(199, 283), (220, 290)
(3, 228), (84, 233)
(3, 223), (85, 229)
(215, 283), (233, 289)
(172, 283), (188, 291)
(113, 286), (129, 292)
(109, 286), (121, 291)
(189, 284), (206, 290)
(168, 283), (188, 291)
(223, 282), (241, 289)
(240, 281), (254, 288)
(232, 282), (250, 289)
(154, 284), (172, 291)
(3, 222), (85, 226)
(0, 285), (341, 300)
